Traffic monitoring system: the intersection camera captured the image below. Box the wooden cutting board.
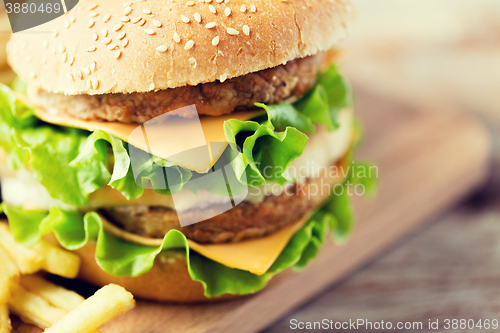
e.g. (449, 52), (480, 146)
(11, 89), (491, 333)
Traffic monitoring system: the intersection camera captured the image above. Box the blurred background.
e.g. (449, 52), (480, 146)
(267, 0), (500, 331)
(343, 0), (500, 198)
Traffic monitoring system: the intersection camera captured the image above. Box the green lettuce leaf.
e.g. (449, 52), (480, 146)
(3, 183), (355, 297)
(296, 64), (353, 130)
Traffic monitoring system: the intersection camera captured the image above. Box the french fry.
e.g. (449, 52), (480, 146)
(44, 284), (135, 333)
(0, 224), (43, 274)
(0, 247), (19, 304)
(8, 285), (67, 329)
(0, 304), (11, 333)
(20, 275), (84, 312)
(31, 241), (81, 279)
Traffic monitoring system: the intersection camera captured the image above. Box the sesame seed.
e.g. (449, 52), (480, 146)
(184, 40), (194, 50)
(224, 7), (231, 16)
(42, 40), (48, 48)
(53, 30), (59, 37)
(29, 71), (36, 79)
(93, 32), (99, 40)
(118, 32), (126, 39)
(42, 56), (47, 64)
(209, 5), (216, 13)
(69, 16), (76, 23)
(90, 61), (96, 71)
(240, 5), (246, 12)
(114, 23), (124, 31)
(139, 18), (146, 26)
(212, 35), (219, 45)
(66, 73), (74, 81)
(224, 0), (230, 3)
(114, 50), (122, 59)
(206, 0), (213, 3)
(194, 12), (201, 22)
(64, 21), (70, 29)
(108, 43), (118, 50)
(58, 45), (65, 53)
(142, 8), (151, 14)
(77, 71), (83, 80)
(120, 16), (131, 22)
(82, 68), (91, 75)
(123, 7), (132, 15)
(90, 12), (98, 17)
(216, 0), (223, 3)
(145, 28), (155, 35)
(88, 19), (95, 28)
(70, 57), (75, 65)
(61, 52), (67, 62)
(173, 32), (181, 43)
(220, 73), (227, 82)
(123, 1), (133, 7)
(250, 5), (256, 12)
(243, 25), (250, 35)
(189, 57), (197, 68)
(104, 14), (111, 22)
(89, 3), (98, 10)
(181, 15), (190, 23)
(91, 78), (99, 89)
(101, 28), (108, 37)
(87, 46), (97, 52)
(122, 39), (129, 47)
(186, 0), (195, 6)
(227, 27), (239, 35)
(205, 22), (216, 28)
(103, 38), (112, 45)
(131, 17), (141, 23)
(156, 45), (168, 52)
(86, 79), (92, 89)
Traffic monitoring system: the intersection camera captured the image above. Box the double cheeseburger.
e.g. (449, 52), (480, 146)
(0, 0), (365, 302)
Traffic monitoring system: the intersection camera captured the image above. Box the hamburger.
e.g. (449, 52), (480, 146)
(0, 0), (372, 302)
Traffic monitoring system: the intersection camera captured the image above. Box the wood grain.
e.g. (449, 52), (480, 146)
(264, 202), (500, 333)
(10, 90), (491, 333)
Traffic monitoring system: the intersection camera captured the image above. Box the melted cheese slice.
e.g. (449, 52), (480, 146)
(29, 100), (260, 173)
(187, 215), (309, 275)
(101, 213), (309, 276)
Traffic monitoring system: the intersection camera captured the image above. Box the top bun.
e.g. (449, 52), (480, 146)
(7, 0), (353, 95)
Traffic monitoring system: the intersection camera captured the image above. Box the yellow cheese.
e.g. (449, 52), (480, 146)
(100, 213), (310, 276)
(29, 101), (261, 173)
(87, 186), (175, 208)
(187, 215), (309, 275)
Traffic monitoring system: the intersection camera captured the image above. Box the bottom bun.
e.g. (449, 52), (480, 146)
(73, 243), (240, 303)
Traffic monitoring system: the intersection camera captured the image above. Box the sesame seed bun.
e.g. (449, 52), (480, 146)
(7, 0), (353, 95)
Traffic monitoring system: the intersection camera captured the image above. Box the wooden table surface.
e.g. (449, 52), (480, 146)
(264, 196), (500, 332)
(265, 1), (500, 331)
